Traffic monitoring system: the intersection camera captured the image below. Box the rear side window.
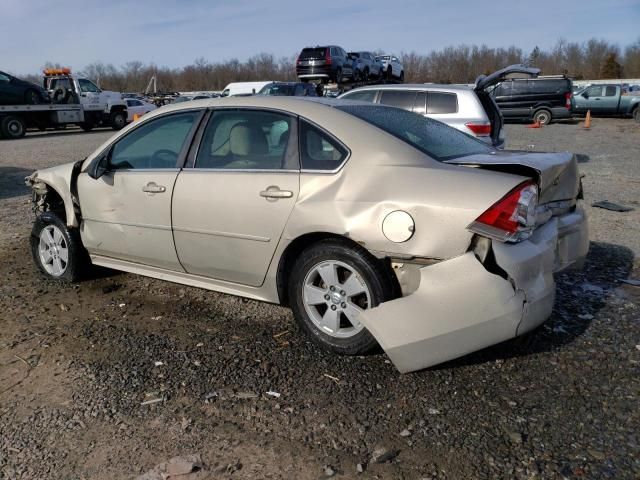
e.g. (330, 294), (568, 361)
(605, 86), (617, 96)
(300, 48), (326, 60)
(342, 89), (377, 102)
(427, 93), (458, 114)
(379, 90), (417, 111)
(195, 110), (293, 170)
(299, 120), (348, 171)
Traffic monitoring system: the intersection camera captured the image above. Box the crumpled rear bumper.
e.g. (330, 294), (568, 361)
(358, 206), (589, 373)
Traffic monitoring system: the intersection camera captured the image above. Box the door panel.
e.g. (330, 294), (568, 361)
(78, 170), (181, 270)
(78, 110), (202, 270)
(172, 171), (299, 286)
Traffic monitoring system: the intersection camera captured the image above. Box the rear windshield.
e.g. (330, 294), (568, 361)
(336, 105), (492, 161)
(300, 48), (327, 60)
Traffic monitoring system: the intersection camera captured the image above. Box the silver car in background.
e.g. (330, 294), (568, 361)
(339, 65), (541, 148)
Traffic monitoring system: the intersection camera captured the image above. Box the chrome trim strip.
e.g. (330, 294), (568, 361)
(172, 226), (270, 242)
(83, 218), (172, 231)
(181, 168), (299, 174)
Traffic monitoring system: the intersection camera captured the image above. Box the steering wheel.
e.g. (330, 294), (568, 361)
(150, 149), (178, 168)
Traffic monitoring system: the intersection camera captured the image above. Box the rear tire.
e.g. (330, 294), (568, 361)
(31, 212), (89, 282)
(288, 239), (396, 355)
(0, 115), (26, 139)
(80, 121), (95, 132)
(334, 68), (343, 84)
(633, 107), (640, 124)
(110, 111), (126, 130)
(533, 108), (552, 125)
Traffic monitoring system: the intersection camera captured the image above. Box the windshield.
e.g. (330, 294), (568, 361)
(336, 105), (492, 161)
(259, 84), (294, 96)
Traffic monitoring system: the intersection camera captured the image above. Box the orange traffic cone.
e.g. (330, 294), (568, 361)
(133, 113), (141, 121)
(583, 110), (591, 129)
(527, 120), (542, 129)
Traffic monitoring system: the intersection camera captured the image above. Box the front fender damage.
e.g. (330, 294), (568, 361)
(25, 160), (83, 227)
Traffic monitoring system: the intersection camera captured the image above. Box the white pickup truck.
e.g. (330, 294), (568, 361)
(0, 68), (127, 139)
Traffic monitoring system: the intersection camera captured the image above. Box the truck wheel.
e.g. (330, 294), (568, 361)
(24, 89), (41, 104)
(288, 239), (396, 355)
(634, 107), (640, 124)
(80, 121), (95, 132)
(533, 109), (552, 125)
(334, 68), (343, 84)
(31, 212), (88, 282)
(110, 111), (126, 130)
(0, 115), (26, 139)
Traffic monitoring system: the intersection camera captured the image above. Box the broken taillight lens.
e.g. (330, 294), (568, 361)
(468, 181), (538, 242)
(465, 122), (492, 137)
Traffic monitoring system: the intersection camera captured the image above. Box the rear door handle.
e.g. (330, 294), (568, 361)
(142, 182), (166, 194)
(260, 186), (293, 199)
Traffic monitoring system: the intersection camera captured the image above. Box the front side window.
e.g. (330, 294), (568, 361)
(78, 79), (100, 93)
(585, 85), (603, 97)
(379, 90), (417, 111)
(195, 110), (293, 170)
(337, 105), (491, 162)
(299, 120), (348, 171)
(427, 93), (458, 114)
(109, 112), (199, 170)
(341, 89), (377, 103)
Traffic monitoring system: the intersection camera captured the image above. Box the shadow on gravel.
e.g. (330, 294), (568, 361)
(0, 166), (34, 199)
(436, 241), (635, 369)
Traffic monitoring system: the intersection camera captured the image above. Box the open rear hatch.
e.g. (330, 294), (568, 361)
(474, 65), (541, 148)
(445, 150), (581, 207)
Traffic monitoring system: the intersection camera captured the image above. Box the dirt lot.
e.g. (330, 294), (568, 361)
(1, 120), (639, 479)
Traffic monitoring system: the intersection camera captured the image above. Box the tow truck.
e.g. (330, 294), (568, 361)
(0, 68), (127, 140)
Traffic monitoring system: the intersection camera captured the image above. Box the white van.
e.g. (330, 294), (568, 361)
(221, 81), (273, 97)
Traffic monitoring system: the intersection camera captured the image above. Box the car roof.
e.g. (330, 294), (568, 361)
(342, 84), (473, 93)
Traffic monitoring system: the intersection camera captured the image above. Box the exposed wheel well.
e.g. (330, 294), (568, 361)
(35, 185), (66, 222)
(276, 232), (398, 306)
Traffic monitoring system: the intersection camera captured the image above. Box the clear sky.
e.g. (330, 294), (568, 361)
(1, 0), (639, 75)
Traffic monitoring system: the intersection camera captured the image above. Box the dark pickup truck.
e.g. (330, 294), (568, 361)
(572, 84), (640, 122)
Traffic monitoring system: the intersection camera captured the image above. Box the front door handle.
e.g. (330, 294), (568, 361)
(260, 186), (293, 199)
(142, 182), (166, 194)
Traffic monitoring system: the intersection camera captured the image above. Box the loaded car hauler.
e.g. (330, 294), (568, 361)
(0, 68), (127, 139)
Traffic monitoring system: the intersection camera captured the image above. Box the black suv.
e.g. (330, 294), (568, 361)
(491, 76), (573, 125)
(258, 82), (318, 96)
(296, 46), (354, 84)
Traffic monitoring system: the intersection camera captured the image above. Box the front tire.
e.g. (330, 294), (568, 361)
(31, 212), (88, 282)
(288, 239), (395, 355)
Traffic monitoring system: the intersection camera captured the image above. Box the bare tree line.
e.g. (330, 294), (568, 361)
(32, 38), (640, 92)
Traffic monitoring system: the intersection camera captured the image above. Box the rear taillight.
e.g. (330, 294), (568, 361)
(468, 181), (538, 242)
(325, 49), (332, 65)
(565, 92), (572, 109)
(465, 122), (492, 137)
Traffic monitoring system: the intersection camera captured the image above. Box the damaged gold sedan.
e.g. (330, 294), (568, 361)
(26, 96), (589, 373)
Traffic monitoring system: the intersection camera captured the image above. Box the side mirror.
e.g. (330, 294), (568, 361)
(581, 92), (588, 98)
(88, 153), (109, 179)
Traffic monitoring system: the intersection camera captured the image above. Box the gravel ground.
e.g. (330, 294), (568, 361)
(0, 120), (639, 479)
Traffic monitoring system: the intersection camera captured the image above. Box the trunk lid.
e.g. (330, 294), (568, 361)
(445, 151), (581, 205)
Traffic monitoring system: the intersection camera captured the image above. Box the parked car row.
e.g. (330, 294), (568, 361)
(295, 46), (404, 84)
